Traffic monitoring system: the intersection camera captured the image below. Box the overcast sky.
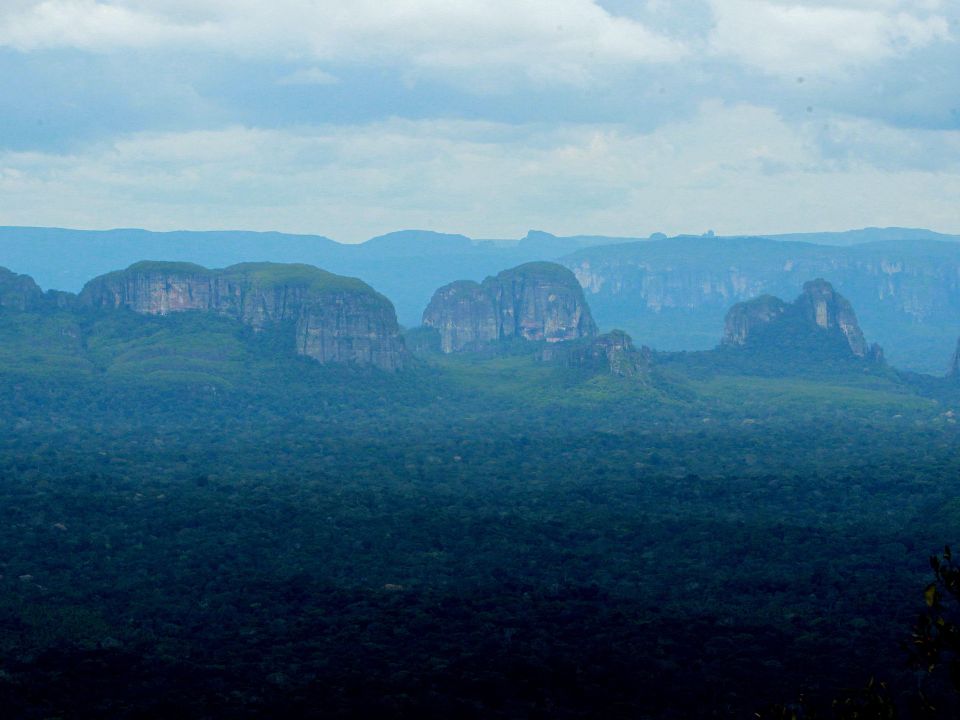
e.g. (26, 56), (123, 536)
(0, 0), (957, 241)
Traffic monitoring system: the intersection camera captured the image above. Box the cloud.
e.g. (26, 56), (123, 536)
(1, 106), (957, 240)
(708, 0), (953, 77)
(277, 67), (339, 86)
(0, 0), (215, 51)
(811, 114), (960, 171)
(0, 1), (688, 86)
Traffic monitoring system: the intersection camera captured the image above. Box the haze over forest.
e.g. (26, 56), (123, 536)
(2, 2), (960, 719)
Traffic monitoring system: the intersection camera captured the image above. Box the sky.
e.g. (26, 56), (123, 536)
(0, 0), (957, 242)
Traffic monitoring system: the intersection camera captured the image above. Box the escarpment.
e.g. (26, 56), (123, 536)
(722, 295), (788, 348)
(80, 262), (407, 370)
(559, 235), (960, 373)
(722, 279), (882, 362)
(540, 330), (650, 377)
(793, 279), (869, 357)
(422, 262), (597, 353)
(0, 267), (46, 311)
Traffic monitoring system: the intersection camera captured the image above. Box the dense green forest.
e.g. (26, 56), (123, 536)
(2, 303), (960, 718)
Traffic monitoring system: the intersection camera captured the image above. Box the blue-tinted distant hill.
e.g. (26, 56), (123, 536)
(560, 235), (960, 373)
(4, 225), (960, 372)
(0, 226), (346, 291)
(761, 227), (960, 246)
(0, 227), (625, 328)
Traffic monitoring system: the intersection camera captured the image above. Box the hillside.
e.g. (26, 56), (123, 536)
(5, 227), (960, 374)
(561, 236), (960, 373)
(3, 259), (960, 718)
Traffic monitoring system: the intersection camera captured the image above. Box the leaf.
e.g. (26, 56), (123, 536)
(925, 583), (938, 607)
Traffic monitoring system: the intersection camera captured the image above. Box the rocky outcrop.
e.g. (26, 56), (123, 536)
(793, 279), (869, 356)
(722, 295), (787, 347)
(560, 236), (960, 373)
(0, 267), (45, 311)
(540, 330), (650, 377)
(80, 262), (407, 370)
(722, 279), (882, 361)
(422, 280), (500, 353)
(422, 262), (597, 353)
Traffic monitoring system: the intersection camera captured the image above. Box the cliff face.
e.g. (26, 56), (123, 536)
(540, 330), (650, 377)
(722, 295), (787, 347)
(422, 262), (597, 353)
(80, 262), (407, 370)
(565, 238), (960, 323)
(794, 279), (868, 357)
(561, 237), (960, 372)
(0, 267), (45, 311)
(722, 278), (881, 361)
(421, 280), (500, 354)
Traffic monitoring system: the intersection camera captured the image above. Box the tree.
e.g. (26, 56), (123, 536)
(909, 546), (960, 716)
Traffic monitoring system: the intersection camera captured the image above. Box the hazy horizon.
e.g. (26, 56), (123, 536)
(1, 1), (958, 240)
(4, 5), (960, 718)
(2, 223), (960, 246)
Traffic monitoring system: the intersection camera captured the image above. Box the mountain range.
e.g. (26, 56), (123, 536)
(3, 225), (960, 372)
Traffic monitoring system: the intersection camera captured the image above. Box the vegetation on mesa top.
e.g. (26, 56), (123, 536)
(96, 260), (381, 297)
(435, 261), (581, 292)
(495, 261), (579, 282)
(0, 266), (43, 291)
(221, 262), (375, 295)
(123, 260), (209, 276)
(733, 294), (787, 312)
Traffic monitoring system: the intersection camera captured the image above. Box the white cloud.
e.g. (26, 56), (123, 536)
(708, 0), (953, 77)
(1, 106), (957, 240)
(0, 0), (688, 86)
(277, 68), (339, 86)
(0, 0), (953, 103)
(0, 0), (215, 51)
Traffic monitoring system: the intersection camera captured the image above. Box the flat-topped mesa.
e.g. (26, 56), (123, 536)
(722, 278), (882, 362)
(540, 330), (651, 377)
(0, 267), (45, 311)
(722, 295), (787, 347)
(422, 261), (598, 353)
(79, 261), (407, 370)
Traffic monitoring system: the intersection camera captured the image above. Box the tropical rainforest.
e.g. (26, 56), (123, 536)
(1, 261), (960, 719)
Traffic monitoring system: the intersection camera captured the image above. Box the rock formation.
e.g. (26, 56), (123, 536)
(422, 262), (597, 353)
(0, 267), (45, 311)
(722, 279), (882, 362)
(793, 279), (869, 357)
(540, 330), (650, 377)
(80, 262), (407, 370)
(559, 235), (960, 373)
(950, 338), (960, 378)
(722, 295), (787, 348)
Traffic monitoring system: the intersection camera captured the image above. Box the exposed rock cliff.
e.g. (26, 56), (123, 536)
(0, 267), (45, 311)
(793, 280), (869, 357)
(722, 279), (882, 362)
(540, 330), (650, 377)
(422, 262), (597, 353)
(80, 262), (407, 370)
(422, 280), (500, 354)
(722, 295), (787, 347)
(560, 236), (960, 372)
